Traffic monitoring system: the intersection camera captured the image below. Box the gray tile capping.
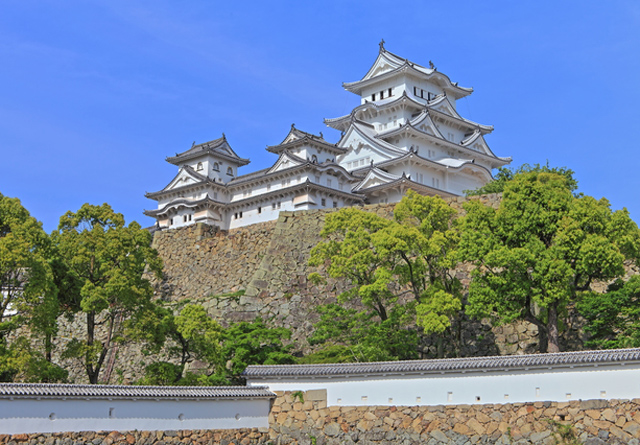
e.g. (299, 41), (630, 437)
(243, 348), (640, 378)
(0, 383), (275, 400)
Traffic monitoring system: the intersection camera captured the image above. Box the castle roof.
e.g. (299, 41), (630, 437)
(243, 348), (640, 380)
(166, 135), (250, 167)
(343, 45), (472, 100)
(267, 125), (346, 155)
(0, 383), (274, 400)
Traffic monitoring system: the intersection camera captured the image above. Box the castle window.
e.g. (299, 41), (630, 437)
(234, 213), (238, 219)
(272, 203), (276, 210)
(277, 202), (281, 209)
(321, 198), (326, 206)
(388, 88), (392, 97)
(170, 218), (173, 226)
(213, 162), (220, 171)
(379, 90), (384, 99)
(239, 211), (243, 218)
(333, 201), (338, 208)
(311, 154), (318, 163)
(371, 93), (375, 101)
(227, 167), (234, 176)
(413, 86), (417, 96)
(258, 206), (262, 214)
(188, 214), (192, 221)
(183, 215), (187, 223)
(196, 162), (203, 171)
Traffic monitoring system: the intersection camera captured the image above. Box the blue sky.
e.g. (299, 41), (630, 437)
(1, 1), (639, 232)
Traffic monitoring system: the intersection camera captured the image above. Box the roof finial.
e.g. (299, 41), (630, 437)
(429, 60), (436, 70)
(319, 131), (323, 138)
(379, 39), (385, 52)
(291, 123), (296, 129)
(192, 141), (196, 147)
(222, 132), (226, 140)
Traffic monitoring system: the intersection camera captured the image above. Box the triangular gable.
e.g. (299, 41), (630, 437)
(162, 166), (208, 192)
(461, 130), (498, 158)
(352, 168), (401, 192)
(205, 137), (246, 162)
(409, 111), (445, 139)
(360, 51), (405, 82)
(338, 125), (400, 161)
(267, 152), (306, 174)
(429, 95), (461, 119)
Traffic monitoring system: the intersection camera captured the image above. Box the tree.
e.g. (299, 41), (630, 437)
(578, 276), (640, 349)
(304, 303), (419, 363)
(465, 162), (578, 196)
(216, 318), (295, 384)
(55, 203), (162, 383)
(0, 193), (66, 382)
(391, 191), (463, 353)
(309, 208), (396, 321)
(308, 192), (464, 357)
(459, 171), (640, 352)
(0, 193), (54, 341)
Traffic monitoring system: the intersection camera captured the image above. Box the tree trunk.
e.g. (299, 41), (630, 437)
(547, 302), (560, 353)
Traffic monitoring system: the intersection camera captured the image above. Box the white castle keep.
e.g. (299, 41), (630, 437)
(145, 42), (511, 231)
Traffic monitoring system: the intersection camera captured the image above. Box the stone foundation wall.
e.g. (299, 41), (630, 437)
(269, 390), (640, 444)
(0, 429), (271, 445)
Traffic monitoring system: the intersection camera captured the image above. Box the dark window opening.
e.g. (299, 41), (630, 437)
(388, 88), (392, 97)
(371, 93), (376, 101)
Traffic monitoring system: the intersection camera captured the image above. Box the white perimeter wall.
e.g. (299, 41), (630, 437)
(0, 397), (271, 434)
(250, 364), (640, 407)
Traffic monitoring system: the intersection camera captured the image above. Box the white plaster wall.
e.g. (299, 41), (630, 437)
(250, 364), (640, 407)
(360, 79), (402, 105)
(0, 398), (271, 434)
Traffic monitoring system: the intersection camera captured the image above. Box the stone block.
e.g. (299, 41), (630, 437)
(306, 389), (327, 402)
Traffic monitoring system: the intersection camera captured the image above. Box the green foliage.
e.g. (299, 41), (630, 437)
(578, 276), (640, 349)
(309, 191), (464, 357)
(305, 304), (419, 363)
(55, 203), (162, 383)
(465, 162), (578, 196)
(134, 308), (295, 386)
(309, 208), (396, 320)
(0, 193), (68, 382)
(137, 362), (183, 386)
(547, 419), (581, 445)
(460, 171), (640, 352)
(216, 318), (295, 384)
(0, 337), (67, 383)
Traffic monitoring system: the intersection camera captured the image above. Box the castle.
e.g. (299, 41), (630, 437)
(144, 42), (511, 230)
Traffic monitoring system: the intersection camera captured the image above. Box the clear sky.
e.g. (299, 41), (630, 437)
(1, 1), (639, 232)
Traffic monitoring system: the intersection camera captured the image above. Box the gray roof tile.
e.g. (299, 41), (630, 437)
(0, 383), (275, 400)
(243, 348), (640, 378)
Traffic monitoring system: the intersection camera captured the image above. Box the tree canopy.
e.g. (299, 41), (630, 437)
(55, 203), (162, 383)
(308, 191), (464, 357)
(0, 193), (66, 382)
(466, 163), (578, 196)
(459, 171), (640, 352)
